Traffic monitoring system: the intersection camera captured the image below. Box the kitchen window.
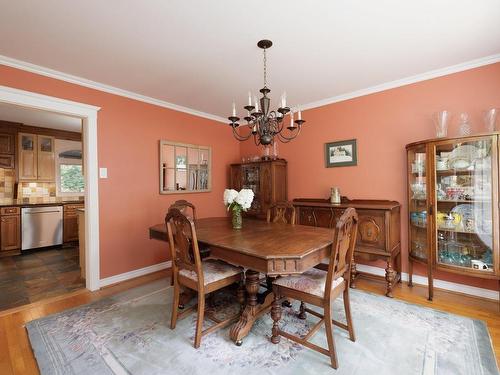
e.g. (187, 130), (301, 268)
(55, 139), (84, 196)
(60, 164), (84, 193)
(159, 140), (211, 194)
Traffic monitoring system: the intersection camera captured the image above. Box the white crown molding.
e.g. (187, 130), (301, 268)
(356, 264), (499, 301)
(300, 53), (500, 112)
(2, 53), (499, 122)
(100, 261), (171, 288)
(0, 54), (227, 124)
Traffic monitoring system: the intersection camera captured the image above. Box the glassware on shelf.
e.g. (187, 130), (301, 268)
(433, 110), (451, 138)
(458, 112), (472, 137)
(483, 108), (498, 133)
(272, 141), (279, 160)
(410, 183), (426, 199)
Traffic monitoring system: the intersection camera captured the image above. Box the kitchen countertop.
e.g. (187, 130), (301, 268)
(0, 198), (84, 207)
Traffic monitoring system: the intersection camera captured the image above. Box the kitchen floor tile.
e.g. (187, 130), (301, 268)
(0, 245), (84, 311)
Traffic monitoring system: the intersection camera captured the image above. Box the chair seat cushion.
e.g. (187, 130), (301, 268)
(273, 268), (344, 298)
(179, 259), (242, 285)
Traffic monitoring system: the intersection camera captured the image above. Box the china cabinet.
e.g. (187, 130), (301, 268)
(230, 159), (287, 218)
(407, 133), (500, 301)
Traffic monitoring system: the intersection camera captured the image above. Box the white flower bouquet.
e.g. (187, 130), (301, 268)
(223, 188), (254, 211)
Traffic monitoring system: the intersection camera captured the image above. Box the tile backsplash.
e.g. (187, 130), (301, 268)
(0, 168), (15, 199)
(18, 182), (56, 198)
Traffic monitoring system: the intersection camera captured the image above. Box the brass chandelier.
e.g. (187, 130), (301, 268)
(228, 39), (305, 145)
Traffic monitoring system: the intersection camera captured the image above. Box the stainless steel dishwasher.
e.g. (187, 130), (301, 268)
(21, 206), (63, 250)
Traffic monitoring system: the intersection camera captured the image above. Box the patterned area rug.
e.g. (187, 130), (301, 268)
(26, 279), (499, 374)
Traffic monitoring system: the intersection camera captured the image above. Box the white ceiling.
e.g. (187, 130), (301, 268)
(0, 102), (82, 132)
(0, 1), (499, 120)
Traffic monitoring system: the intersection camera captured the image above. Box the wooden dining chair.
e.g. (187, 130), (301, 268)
(166, 207), (244, 348)
(170, 199), (197, 221)
(167, 200), (210, 289)
(270, 208), (358, 369)
(266, 201), (296, 225)
(266, 201), (296, 307)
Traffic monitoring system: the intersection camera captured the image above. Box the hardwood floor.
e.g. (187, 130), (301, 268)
(0, 270), (498, 375)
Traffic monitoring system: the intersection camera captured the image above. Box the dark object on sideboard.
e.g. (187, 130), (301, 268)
(293, 197), (401, 297)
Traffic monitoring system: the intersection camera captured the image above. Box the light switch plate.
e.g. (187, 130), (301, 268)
(99, 168), (108, 179)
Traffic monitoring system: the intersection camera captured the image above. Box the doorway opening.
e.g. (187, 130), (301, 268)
(0, 85), (100, 312)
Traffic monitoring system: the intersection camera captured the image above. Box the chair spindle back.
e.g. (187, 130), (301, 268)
(266, 201), (296, 224)
(165, 207), (203, 284)
(325, 208), (358, 296)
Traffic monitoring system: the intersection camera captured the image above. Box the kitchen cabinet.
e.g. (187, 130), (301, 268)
(37, 135), (56, 181)
(230, 159), (287, 219)
(64, 203), (84, 242)
(0, 132), (15, 169)
(0, 207), (21, 255)
(18, 133), (55, 181)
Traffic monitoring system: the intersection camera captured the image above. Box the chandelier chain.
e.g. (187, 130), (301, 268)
(263, 48), (267, 87)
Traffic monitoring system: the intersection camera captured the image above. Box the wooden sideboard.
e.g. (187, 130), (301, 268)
(293, 198), (401, 297)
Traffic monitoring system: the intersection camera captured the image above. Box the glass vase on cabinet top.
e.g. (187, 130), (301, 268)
(408, 145), (429, 262)
(433, 137), (495, 274)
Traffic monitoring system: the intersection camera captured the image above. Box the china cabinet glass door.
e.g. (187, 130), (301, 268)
(432, 135), (498, 276)
(241, 164), (261, 214)
(408, 145), (430, 262)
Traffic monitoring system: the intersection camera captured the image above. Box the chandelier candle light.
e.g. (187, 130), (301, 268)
(228, 40), (306, 145)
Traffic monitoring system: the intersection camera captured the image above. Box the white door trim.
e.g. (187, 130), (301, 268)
(0, 85), (101, 291)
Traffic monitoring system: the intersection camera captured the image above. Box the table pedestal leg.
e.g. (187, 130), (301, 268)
(230, 269), (273, 345)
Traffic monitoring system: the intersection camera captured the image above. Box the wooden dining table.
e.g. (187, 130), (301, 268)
(149, 217), (334, 345)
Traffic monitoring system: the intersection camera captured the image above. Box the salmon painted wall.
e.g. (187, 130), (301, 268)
(241, 62), (500, 291)
(0, 65), (240, 279)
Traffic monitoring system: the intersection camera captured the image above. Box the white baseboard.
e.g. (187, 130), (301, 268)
(98, 261), (498, 301)
(99, 261), (172, 288)
(356, 264), (499, 301)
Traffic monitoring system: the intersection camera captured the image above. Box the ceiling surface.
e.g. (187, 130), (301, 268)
(0, 103), (82, 132)
(0, 0), (499, 119)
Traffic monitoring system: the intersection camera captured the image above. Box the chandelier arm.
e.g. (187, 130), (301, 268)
(276, 126), (302, 143)
(232, 125), (254, 141)
(275, 118), (285, 134)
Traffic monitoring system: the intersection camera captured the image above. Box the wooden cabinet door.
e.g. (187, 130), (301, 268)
(64, 214), (79, 242)
(0, 133), (15, 154)
(37, 135), (55, 181)
(298, 207), (316, 226)
(0, 154), (14, 169)
(259, 162), (273, 216)
(356, 210), (386, 251)
(18, 133), (37, 180)
(0, 215), (20, 251)
(313, 208), (336, 228)
(230, 165), (242, 191)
